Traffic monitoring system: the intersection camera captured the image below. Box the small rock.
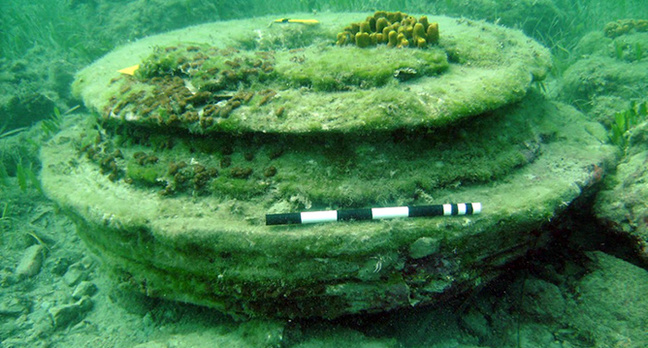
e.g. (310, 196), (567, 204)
(0, 297), (29, 317)
(63, 262), (86, 287)
(50, 257), (72, 276)
(49, 296), (93, 329)
(72, 281), (98, 300)
(15, 244), (44, 278)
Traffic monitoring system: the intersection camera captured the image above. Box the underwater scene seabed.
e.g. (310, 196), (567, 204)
(3, 2), (648, 348)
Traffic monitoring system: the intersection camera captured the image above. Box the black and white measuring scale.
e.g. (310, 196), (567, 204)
(266, 202), (481, 225)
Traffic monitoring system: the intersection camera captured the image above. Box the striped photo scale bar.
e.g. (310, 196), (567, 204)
(266, 203), (482, 225)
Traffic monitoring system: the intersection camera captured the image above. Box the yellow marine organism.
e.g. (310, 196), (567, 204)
(272, 18), (320, 25)
(118, 64), (140, 76)
(336, 11), (439, 48)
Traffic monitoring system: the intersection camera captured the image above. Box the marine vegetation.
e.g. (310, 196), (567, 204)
(0, 126), (27, 140)
(41, 106), (65, 138)
(15, 161), (42, 193)
(0, 202), (10, 225)
(0, 162), (7, 187)
(336, 11), (439, 48)
(609, 100), (648, 149)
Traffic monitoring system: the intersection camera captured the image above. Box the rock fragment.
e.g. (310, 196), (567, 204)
(72, 281), (98, 299)
(15, 244), (44, 278)
(49, 296), (93, 329)
(63, 262), (86, 287)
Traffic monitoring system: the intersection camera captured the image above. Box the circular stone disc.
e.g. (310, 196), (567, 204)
(72, 13), (551, 133)
(41, 94), (616, 318)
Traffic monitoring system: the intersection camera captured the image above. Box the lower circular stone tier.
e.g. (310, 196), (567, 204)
(41, 94), (616, 318)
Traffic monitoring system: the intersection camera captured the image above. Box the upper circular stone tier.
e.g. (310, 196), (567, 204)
(72, 12), (551, 134)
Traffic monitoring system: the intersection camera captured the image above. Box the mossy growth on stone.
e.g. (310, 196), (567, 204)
(135, 45), (277, 91)
(274, 44), (448, 90)
(82, 91), (544, 209)
(337, 11), (439, 49)
(105, 42), (448, 134)
(125, 161), (165, 187)
(604, 19), (648, 39)
(109, 44), (275, 130)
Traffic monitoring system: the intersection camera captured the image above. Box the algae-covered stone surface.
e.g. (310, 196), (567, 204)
(564, 251), (648, 346)
(72, 12), (550, 133)
(560, 28), (648, 115)
(41, 93), (616, 318)
(595, 121), (648, 261)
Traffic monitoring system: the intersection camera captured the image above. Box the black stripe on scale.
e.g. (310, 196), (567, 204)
(408, 205), (444, 217)
(266, 212), (301, 225)
(338, 209), (373, 221)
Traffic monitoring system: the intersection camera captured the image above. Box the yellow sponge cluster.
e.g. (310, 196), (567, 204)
(336, 11), (439, 49)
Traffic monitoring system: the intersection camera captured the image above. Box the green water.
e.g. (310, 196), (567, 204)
(2, 1), (648, 347)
